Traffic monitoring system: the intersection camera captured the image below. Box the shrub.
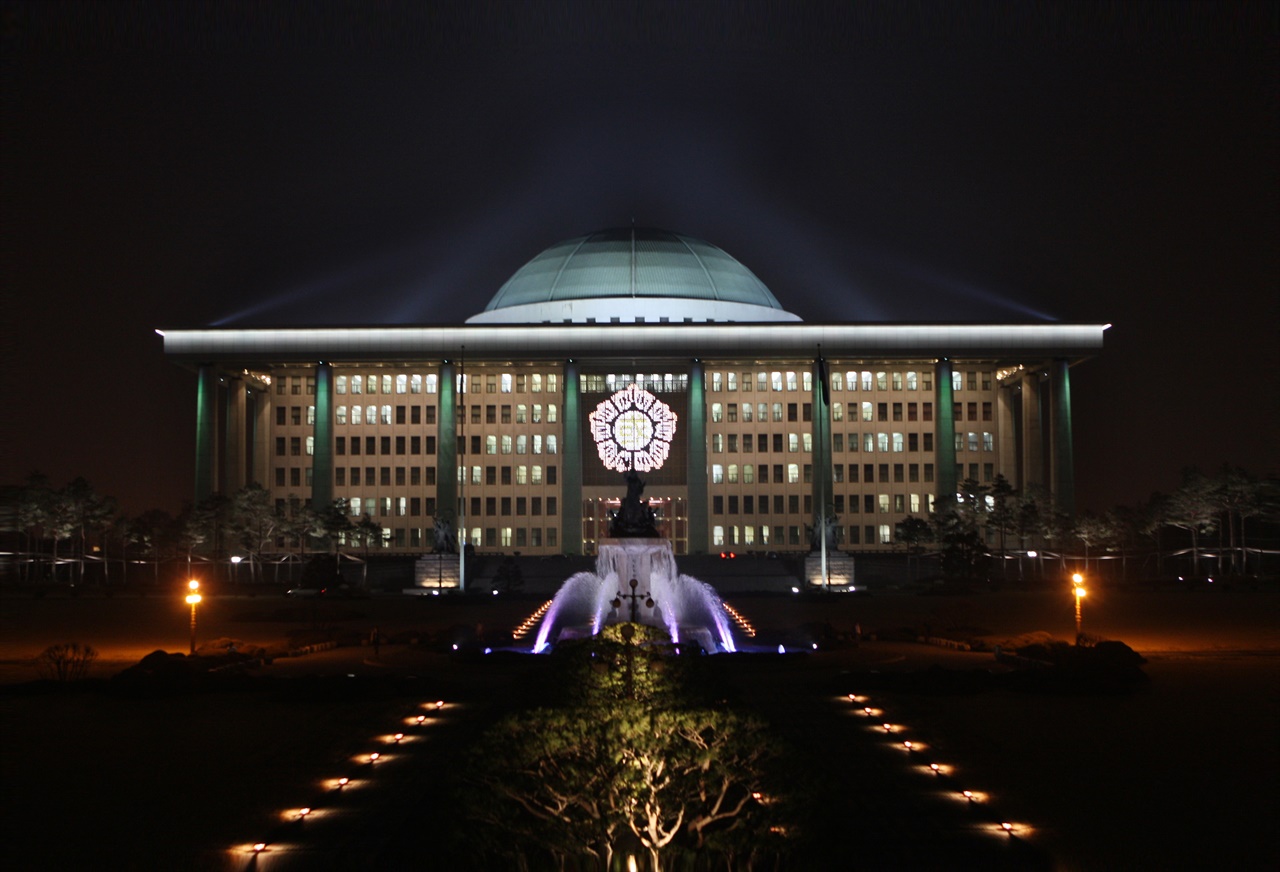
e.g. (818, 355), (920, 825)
(36, 643), (99, 681)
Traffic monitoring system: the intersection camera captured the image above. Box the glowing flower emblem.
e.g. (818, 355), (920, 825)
(590, 385), (677, 472)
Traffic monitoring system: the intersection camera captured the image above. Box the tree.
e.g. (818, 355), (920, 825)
(230, 484), (281, 583)
(1073, 511), (1119, 574)
(894, 516), (932, 581)
(15, 473), (53, 582)
(987, 475), (1018, 579)
(1162, 470), (1220, 575)
(930, 486), (991, 584)
(60, 477), (116, 585)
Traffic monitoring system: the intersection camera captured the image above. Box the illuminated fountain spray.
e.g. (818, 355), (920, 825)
(532, 538), (738, 654)
(531, 383), (737, 654)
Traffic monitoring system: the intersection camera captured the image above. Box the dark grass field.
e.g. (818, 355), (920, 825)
(2, 588), (1277, 870)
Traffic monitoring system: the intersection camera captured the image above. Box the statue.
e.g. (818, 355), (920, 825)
(433, 518), (457, 553)
(809, 513), (840, 552)
(609, 468), (660, 538)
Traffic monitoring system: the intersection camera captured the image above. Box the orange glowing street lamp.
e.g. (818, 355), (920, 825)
(185, 580), (202, 655)
(1071, 573), (1086, 643)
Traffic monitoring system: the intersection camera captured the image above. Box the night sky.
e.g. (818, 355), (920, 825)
(4, 1), (1276, 516)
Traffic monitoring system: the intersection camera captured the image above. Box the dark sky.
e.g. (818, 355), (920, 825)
(4, 1), (1276, 516)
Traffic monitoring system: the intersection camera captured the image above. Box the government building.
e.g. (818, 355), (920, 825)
(160, 227), (1106, 560)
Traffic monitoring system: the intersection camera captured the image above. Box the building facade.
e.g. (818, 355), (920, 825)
(161, 228), (1105, 557)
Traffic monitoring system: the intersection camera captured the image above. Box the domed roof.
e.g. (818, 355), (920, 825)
(467, 227), (801, 324)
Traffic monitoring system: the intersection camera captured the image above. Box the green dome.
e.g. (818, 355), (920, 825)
(467, 227), (800, 323)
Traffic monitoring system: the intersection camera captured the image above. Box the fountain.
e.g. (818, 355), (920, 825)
(532, 471), (738, 654)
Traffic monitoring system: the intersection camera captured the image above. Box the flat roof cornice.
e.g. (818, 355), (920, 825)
(160, 322), (1108, 364)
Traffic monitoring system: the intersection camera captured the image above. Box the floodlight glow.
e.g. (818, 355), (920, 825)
(589, 385), (677, 472)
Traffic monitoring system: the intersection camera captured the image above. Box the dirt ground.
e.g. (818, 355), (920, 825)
(1, 588), (1276, 871)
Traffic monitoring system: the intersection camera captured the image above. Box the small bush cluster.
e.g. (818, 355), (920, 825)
(35, 642), (99, 681)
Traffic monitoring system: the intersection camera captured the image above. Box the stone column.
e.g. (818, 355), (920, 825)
(436, 361), (458, 535)
(1020, 371), (1044, 494)
(687, 360), (708, 554)
(561, 360), (583, 555)
(195, 365), (218, 505)
(811, 357), (832, 530)
(310, 363), (334, 511)
(249, 389), (270, 487)
(934, 359), (957, 504)
(1050, 359), (1075, 517)
(224, 378), (247, 493)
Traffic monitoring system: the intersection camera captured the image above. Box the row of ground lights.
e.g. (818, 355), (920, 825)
(234, 699), (451, 864)
(512, 599), (554, 640)
(720, 601), (758, 638)
(843, 692), (1032, 840)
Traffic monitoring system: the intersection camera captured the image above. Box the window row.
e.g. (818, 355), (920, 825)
(953, 402), (994, 422)
(458, 465), (559, 486)
(275, 376), (316, 395)
(335, 405), (438, 426)
(834, 463), (936, 483)
(709, 371), (812, 392)
(336, 435), (436, 456)
(336, 373), (438, 395)
(951, 371), (993, 392)
(710, 432), (813, 453)
(580, 373), (688, 394)
(275, 436), (315, 456)
(825, 370), (931, 392)
(335, 466), (438, 486)
(833, 432), (936, 453)
(458, 373), (560, 394)
(459, 403), (558, 424)
(955, 432), (996, 452)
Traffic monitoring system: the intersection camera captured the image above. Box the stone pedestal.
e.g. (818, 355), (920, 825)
(805, 551), (856, 589)
(408, 553), (461, 594)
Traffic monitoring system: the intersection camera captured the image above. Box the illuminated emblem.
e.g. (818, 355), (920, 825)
(589, 384), (678, 472)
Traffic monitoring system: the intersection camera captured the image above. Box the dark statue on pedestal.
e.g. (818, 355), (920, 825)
(609, 469), (660, 538)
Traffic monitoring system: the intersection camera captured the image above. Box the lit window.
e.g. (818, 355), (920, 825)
(532, 404), (542, 423)
(336, 375), (348, 395)
(425, 374), (437, 394)
(351, 405), (363, 425)
(864, 433), (875, 452)
(501, 435), (512, 455)
(743, 464), (754, 484)
(381, 375), (391, 394)
(861, 402), (873, 422)
(862, 371), (873, 391)
(501, 374), (513, 393)
(486, 436), (497, 455)
(365, 405), (375, 425)
(410, 374), (422, 394)
(533, 435), (543, 454)
(879, 524), (892, 544)
(336, 406), (347, 425)
(906, 371), (918, 390)
(727, 372), (737, 391)
(983, 432), (994, 452)
(877, 433), (889, 452)
(381, 405), (392, 425)
(788, 434), (799, 453)
(788, 464), (800, 483)
(516, 465), (527, 484)
(802, 371), (812, 391)
(832, 402), (843, 421)
(770, 403), (782, 422)
(968, 432), (979, 452)
(803, 433), (812, 452)
(911, 493), (921, 512)
(879, 494), (890, 514)
(712, 464), (724, 484)
(772, 372), (783, 391)
(516, 435), (527, 455)
(876, 372), (888, 390)
(548, 404), (558, 423)
(712, 403), (723, 422)
(832, 372), (844, 391)
(743, 526), (754, 545)
(892, 432), (904, 452)
(350, 375), (362, 395)
(952, 371), (963, 392)
(786, 371), (798, 391)
(532, 465), (543, 484)
(306, 406), (315, 425)
(728, 464), (739, 483)
(713, 526), (725, 546)
(712, 372), (723, 392)
(547, 435), (557, 454)
(472, 466), (482, 484)
(892, 372), (903, 390)
(712, 434), (724, 453)
(531, 374), (542, 393)
(757, 372), (768, 391)
(306, 436), (314, 456)
(955, 433), (965, 452)
(516, 404), (527, 423)
(742, 403), (753, 422)
(350, 497), (361, 516)
(501, 527), (513, 547)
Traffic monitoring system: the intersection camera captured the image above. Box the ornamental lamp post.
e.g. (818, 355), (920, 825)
(1071, 573), (1086, 643)
(185, 579), (202, 655)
